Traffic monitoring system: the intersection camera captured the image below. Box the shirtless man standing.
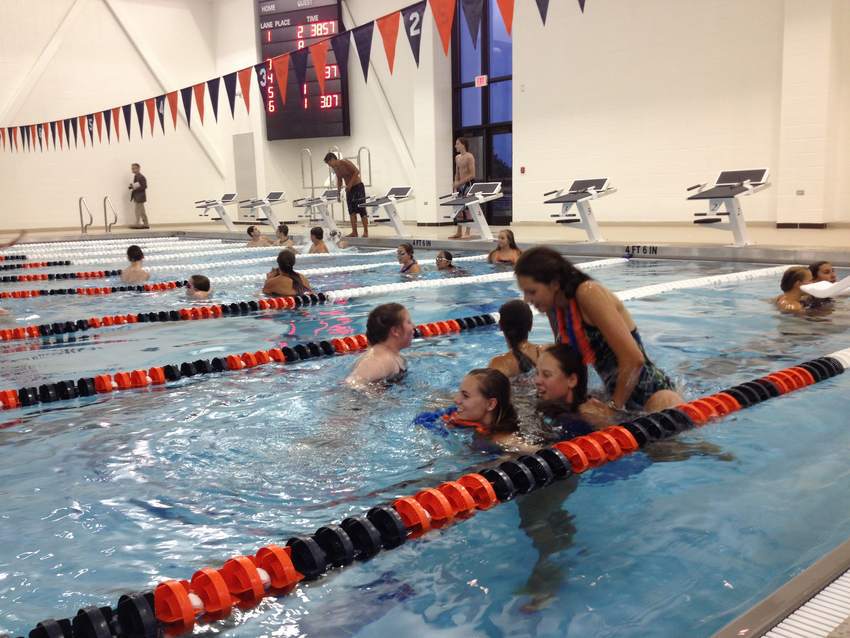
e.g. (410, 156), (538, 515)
(324, 153), (368, 238)
(449, 137), (476, 240)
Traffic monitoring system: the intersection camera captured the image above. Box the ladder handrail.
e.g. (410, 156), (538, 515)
(103, 196), (119, 232)
(300, 148), (315, 198)
(79, 197), (94, 234)
(357, 146), (372, 187)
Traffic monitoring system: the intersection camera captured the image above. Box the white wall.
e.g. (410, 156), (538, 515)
(2, 0), (850, 231)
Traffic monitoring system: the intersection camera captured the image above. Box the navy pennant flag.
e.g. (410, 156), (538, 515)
(331, 31), (352, 77)
(180, 87), (193, 127)
(37, 123), (43, 151)
(22, 125), (30, 152)
(402, 1), (427, 66)
(207, 77), (221, 121)
(290, 49), (309, 91)
(461, 0), (484, 48)
(103, 109), (112, 142)
(156, 95), (166, 133)
(64, 119), (72, 147)
(578, 0), (586, 11)
(134, 101), (145, 138)
(49, 121), (56, 148)
(122, 104), (132, 140)
(223, 72), (238, 118)
(254, 62), (270, 112)
(70, 118), (78, 147)
(535, 0), (550, 24)
(352, 21), (375, 82)
(87, 114), (94, 144)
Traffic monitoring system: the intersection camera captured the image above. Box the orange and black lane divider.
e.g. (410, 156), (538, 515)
(0, 268), (119, 285)
(0, 259), (71, 271)
(0, 253), (27, 262)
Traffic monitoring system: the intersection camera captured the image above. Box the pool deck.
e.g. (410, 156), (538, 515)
(4, 220), (850, 266)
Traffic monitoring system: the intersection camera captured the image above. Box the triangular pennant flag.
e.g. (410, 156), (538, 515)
(111, 107), (120, 141)
(86, 114), (94, 145)
(253, 62), (270, 112)
(63, 119), (70, 148)
(40, 123), (47, 150)
(29, 125), (37, 151)
(223, 72), (238, 117)
(376, 12), (400, 74)
(535, 0), (550, 24)
(21, 126), (28, 151)
(134, 101), (145, 138)
(193, 83), (206, 124)
(122, 104), (132, 141)
(145, 98), (156, 135)
(57, 121), (64, 149)
(49, 122), (56, 149)
(37, 124), (44, 151)
(155, 95), (165, 133)
(429, 0), (456, 56)
(94, 112), (103, 143)
(461, 0), (484, 48)
(310, 40), (330, 94)
(291, 49), (309, 92)
(207, 77), (220, 121)
(495, 0), (514, 35)
(103, 109), (112, 142)
(238, 67), (253, 112)
(180, 87), (193, 128)
(78, 116), (86, 147)
(166, 92), (179, 129)
(70, 118), (79, 147)
(272, 54), (290, 106)
(11, 127), (18, 151)
(331, 31), (351, 77)
(0, 127), (5, 151)
(401, 2), (427, 66)
(352, 22), (375, 82)
(578, 0), (586, 12)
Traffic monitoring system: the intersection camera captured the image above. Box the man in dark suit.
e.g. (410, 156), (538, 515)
(129, 163), (149, 228)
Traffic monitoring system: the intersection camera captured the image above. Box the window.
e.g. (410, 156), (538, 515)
(453, 0), (513, 223)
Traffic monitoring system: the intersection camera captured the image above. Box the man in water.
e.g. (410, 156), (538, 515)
(347, 303), (414, 386)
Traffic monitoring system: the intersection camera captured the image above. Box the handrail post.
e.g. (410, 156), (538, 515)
(79, 197), (93, 234)
(301, 148), (315, 198)
(103, 196), (119, 232)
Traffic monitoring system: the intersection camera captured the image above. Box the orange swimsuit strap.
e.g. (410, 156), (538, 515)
(556, 300), (596, 366)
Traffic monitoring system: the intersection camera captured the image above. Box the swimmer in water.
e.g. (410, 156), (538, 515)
(488, 229), (522, 266)
(488, 300), (545, 378)
(397, 243), (421, 275)
(263, 250), (311, 297)
(309, 226), (329, 254)
(120, 245), (150, 284)
(810, 260), (837, 284)
(186, 274), (211, 300)
(775, 266), (812, 313)
(347, 303), (414, 386)
(246, 225), (273, 247)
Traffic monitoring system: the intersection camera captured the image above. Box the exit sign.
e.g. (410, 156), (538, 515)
(474, 74), (488, 88)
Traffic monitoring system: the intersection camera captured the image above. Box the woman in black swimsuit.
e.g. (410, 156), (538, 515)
(397, 243), (421, 274)
(488, 229), (522, 266)
(488, 300), (544, 378)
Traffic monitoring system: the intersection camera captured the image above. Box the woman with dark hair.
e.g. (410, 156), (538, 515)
(262, 250), (311, 296)
(514, 246), (681, 413)
(775, 266), (812, 313)
(533, 344), (599, 439)
(435, 250), (456, 271)
(397, 243), (421, 274)
(246, 225), (273, 247)
(809, 261), (837, 284)
(488, 229), (522, 266)
(489, 300), (544, 378)
(449, 137), (476, 240)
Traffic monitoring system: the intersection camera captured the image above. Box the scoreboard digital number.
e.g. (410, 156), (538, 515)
(256, 0), (350, 140)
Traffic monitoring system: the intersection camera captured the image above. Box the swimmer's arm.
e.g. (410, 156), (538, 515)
(577, 282), (644, 409)
(489, 432), (538, 454)
(578, 397), (616, 429)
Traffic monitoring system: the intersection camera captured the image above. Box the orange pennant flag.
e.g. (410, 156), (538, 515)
(193, 83), (206, 124)
(30, 125), (37, 150)
(42, 123), (49, 150)
(166, 91), (179, 129)
(145, 98), (156, 135)
(56, 120), (64, 149)
(94, 112), (103, 143)
(272, 54), (290, 105)
(429, 0), (456, 56)
(111, 107), (121, 141)
(310, 41), (330, 95)
(495, 0), (514, 35)
(0, 128), (5, 151)
(377, 12), (401, 74)
(238, 67), (253, 112)
(78, 116), (87, 146)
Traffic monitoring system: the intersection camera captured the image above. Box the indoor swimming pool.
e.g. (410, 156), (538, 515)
(1, 239), (848, 638)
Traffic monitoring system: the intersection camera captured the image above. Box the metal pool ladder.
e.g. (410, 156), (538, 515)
(103, 196), (119, 232)
(79, 197), (94, 234)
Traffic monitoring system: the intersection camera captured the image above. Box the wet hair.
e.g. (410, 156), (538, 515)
(131, 163), (140, 169)
(489, 229), (521, 261)
(780, 266), (810, 293)
(127, 245), (144, 262)
(456, 137), (469, 152)
(366, 302), (407, 345)
(189, 274), (210, 292)
(247, 225), (259, 237)
(809, 261), (831, 280)
(398, 243), (414, 258)
(514, 246), (591, 299)
(275, 250), (308, 295)
(323, 152), (337, 163)
(535, 344), (589, 422)
(310, 226), (324, 241)
(437, 250), (454, 267)
(466, 368), (519, 433)
(277, 223), (289, 238)
(498, 300), (533, 361)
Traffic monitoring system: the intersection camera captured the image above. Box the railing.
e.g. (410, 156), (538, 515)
(300, 148), (315, 198)
(103, 196), (119, 232)
(79, 197), (93, 234)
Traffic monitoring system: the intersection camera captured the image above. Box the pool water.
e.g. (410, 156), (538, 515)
(1, 242), (848, 637)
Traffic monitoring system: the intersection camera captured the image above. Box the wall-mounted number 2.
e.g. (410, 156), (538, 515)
(408, 11), (421, 36)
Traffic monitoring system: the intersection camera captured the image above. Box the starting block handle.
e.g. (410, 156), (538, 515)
(543, 189), (560, 196)
(439, 192), (457, 200)
(686, 183), (705, 192)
